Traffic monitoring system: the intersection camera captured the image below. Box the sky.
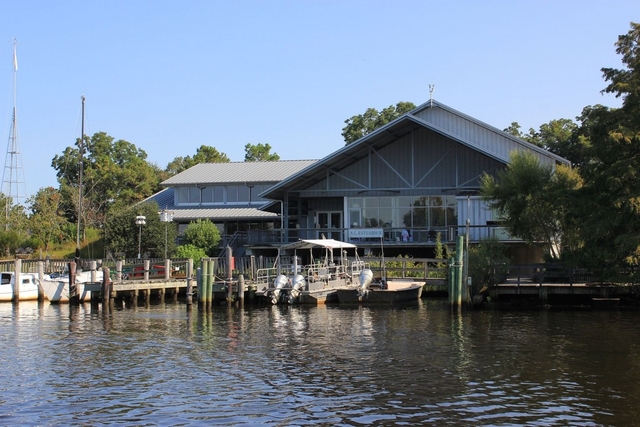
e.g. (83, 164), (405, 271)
(0, 0), (638, 201)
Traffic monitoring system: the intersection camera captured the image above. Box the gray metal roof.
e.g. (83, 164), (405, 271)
(170, 207), (278, 222)
(261, 100), (571, 200)
(161, 160), (317, 186)
(141, 187), (279, 221)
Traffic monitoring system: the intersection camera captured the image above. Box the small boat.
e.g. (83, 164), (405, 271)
(260, 238), (367, 305)
(0, 272), (41, 302)
(41, 269), (103, 303)
(336, 269), (423, 304)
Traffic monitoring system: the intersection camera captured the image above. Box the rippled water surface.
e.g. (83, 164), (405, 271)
(1, 300), (639, 426)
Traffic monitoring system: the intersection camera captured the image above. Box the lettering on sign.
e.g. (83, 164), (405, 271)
(348, 228), (383, 239)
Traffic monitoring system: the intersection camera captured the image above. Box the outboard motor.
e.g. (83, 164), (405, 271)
(271, 274), (289, 304)
(358, 269), (374, 298)
(288, 274), (306, 304)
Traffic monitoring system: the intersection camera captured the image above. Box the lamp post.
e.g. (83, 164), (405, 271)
(136, 215), (146, 259)
(159, 209), (173, 259)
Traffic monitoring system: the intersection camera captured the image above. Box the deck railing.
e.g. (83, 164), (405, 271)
(221, 225), (521, 247)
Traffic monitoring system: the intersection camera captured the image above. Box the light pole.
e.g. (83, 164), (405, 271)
(136, 215), (146, 259)
(159, 209), (173, 259)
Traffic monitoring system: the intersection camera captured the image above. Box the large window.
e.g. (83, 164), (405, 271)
(348, 195), (457, 229)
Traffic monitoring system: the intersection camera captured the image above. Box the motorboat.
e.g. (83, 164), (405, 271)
(0, 272), (40, 302)
(41, 268), (103, 303)
(336, 268), (423, 304)
(260, 238), (367, 305)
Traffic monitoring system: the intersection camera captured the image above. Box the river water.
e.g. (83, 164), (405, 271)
(1, 299), (639, 426)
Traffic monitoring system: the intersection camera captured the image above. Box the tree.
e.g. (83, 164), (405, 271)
(244, 143), (280, 162)
(105, 201), (177, 259)
(165, 145), (230, 175)
(571, 22), (640, 276)
(0, 193), (29, 238)
(51, 132), (161, 235)
(27, 187), (68, 253)
(183, 219), (221, 256)
(481, 151), (582, 259)
(342, 101), (416, 144)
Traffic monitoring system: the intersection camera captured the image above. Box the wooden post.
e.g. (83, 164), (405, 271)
(69, 262), (78, 305)
(227, 279), (233, 306)
(200, 260), (208, 309)
(165, 258), (171, 280)
(207, 260), (214, 310)
(238, 275), (245, 307)
(37, 260), (45, 301)
(102, 267), (111, 305)
(226, 245), (233, 281)
(186, 258), (193, 310)
(12, 259), (21, 302)
(90, 260), (97, 282)
(116, 260), (123, 281)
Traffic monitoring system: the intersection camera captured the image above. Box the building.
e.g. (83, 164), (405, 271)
(150, 99), (570, 260)
(151, 160), (316, 251)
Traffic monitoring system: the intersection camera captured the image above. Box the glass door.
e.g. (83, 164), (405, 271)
(317, 211), (343, 240)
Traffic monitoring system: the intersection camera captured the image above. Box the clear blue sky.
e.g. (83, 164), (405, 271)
(1, 0), (638, 200)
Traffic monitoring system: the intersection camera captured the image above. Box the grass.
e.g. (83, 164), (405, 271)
(30, 228), (105, 260)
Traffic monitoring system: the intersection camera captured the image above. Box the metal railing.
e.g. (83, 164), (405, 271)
(219, 225), (521, 247)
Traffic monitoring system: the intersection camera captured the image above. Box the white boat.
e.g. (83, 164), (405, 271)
(41, 269), (103, 303)
(0, 272), (41, 302)
(260, 238), (367, 305)
(336, 269), (423, 304)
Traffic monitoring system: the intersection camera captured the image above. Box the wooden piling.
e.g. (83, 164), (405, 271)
(37, 261), (45, 301)
(116, 260), (123, 281)
(69, 262), (78, 305)
(227, 280), (233, 306)
(102, 267), (111, 305)
(238, 275), (245, 307)
(186, 259), (193, 310)
(200, 260), (209, 309)
(90, 260), (97, 282)
(207, 260), (214, 310)
(12, 259), (21, 302)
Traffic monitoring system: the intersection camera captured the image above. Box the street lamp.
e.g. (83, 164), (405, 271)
(159, 209), (173, 259)
(136, 215), (146, 259)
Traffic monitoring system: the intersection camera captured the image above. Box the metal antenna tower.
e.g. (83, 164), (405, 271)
(2, 39), (26, 229)
(429, 84), (435, 107)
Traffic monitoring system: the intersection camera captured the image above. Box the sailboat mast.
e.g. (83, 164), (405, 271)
(76, 96), (85, 259)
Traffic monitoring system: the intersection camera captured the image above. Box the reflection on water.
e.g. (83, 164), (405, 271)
(1, 300), (640, 425)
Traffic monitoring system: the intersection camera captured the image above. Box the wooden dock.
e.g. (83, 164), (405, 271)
(489, 281), (638, 308)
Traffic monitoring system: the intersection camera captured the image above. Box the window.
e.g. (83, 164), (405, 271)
(227, 186), (238, 203)
(214, 187), (224, 203)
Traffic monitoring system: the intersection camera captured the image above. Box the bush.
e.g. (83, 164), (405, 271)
(175, 244), (207, 264)
(184, 219), (220, 256)
(467, 237), (510, 293)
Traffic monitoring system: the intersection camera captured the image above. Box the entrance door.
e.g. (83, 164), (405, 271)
(317, 211), (342, 240)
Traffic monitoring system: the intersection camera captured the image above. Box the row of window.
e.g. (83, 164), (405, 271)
(176, 184), (272, 205)
(347, 196), (457, 229)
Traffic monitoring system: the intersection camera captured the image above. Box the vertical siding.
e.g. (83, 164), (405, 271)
(414, 106), (559, 166)
(299, 127), (504, 195)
